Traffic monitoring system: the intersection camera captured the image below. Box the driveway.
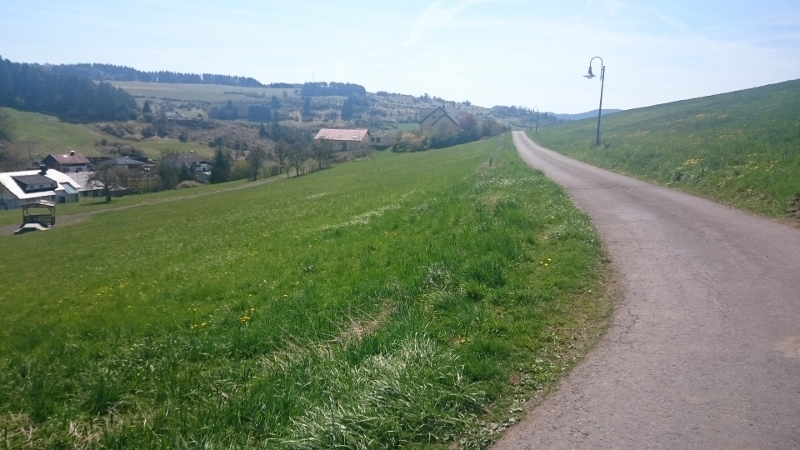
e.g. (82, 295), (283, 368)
(496, 132), (800, 449)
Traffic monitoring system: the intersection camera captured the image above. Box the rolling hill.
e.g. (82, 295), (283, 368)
(530, 79), (800, 222)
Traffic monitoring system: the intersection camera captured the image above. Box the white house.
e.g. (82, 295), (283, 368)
(0, 166), (82, 209)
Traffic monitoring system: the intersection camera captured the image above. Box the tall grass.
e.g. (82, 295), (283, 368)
(531, 79), (800, 221)
(0, 134), (611, 449)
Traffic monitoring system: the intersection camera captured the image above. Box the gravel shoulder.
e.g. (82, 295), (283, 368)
(496, 132), (800, 449)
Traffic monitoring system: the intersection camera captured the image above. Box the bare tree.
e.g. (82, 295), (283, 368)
(246, 145), (267, 180)
(89, 163), (130, 202)
(310, 139), (334, 171)
(286, 144), (309, 177)
(274, 141), (288, 174)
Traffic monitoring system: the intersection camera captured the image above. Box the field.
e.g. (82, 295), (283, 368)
(0, 134), (612, 449)
(1, 108), (212, 161)
(529, 79), (800, 222)
(108, 82), (300, 104)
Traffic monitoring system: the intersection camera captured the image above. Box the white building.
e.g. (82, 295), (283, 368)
(0, 166), (82, 209)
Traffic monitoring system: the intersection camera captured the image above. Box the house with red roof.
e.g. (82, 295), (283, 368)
(313, 128), (371, 151)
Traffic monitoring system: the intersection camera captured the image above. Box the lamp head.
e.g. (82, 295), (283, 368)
(584, 66), (596, 79)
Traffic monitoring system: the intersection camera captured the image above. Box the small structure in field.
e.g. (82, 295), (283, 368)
(14, 200), (56, 234)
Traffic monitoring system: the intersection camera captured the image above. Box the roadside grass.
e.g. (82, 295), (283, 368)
(1, 107), (211, 160)
(529, 79), (800, 222)
(0, 134), (612, 449)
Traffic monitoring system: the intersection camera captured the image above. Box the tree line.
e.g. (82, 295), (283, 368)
(49, 63), (265, 88)
(0, 56), (138, 123)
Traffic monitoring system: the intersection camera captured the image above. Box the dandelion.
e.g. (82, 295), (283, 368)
(239, 316), (251, 323)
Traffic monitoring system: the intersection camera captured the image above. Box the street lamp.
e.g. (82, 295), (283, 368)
(584, 56), (605, 146)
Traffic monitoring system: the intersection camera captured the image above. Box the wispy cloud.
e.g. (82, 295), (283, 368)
(403, 0), (494, 46)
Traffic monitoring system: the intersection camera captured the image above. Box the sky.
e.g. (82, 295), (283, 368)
(1, 0), (799, 113)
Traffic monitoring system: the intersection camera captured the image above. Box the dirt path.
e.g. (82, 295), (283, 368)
(496, 132), (800, 449)
(0, 173), (292, 236)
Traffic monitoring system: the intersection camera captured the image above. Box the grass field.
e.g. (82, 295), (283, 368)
(1, 108), (213, 162)
(529, 79), (800, 222)
(0, 134), (612, 449)
(0, 177), (265, 228)
(109, 82), (300, 103)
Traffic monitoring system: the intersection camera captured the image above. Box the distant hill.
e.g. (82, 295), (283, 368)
(49, 63), (268, 88)
(0, 57), (138, 123)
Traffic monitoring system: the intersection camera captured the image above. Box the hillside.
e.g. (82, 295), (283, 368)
(530, 79), (800, 222)
(0, 107), (212, 163)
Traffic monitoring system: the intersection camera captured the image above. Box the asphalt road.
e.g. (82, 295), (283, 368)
(496, 132), (800, 449)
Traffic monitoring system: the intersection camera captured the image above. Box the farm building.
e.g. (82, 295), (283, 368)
(0, 166), (82, 209)
(313, 128), (371, 151)
(369, 133), (397, 149)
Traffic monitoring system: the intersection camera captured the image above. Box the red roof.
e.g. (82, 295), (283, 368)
(314, 128), (370, 142)
(45, 152), (90, 165)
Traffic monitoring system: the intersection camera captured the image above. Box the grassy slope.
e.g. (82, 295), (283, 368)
(0, 135), (611, 449)
(2, 107), (211, 161)
(0, 177), (267, 228)
(530, 79), (800, 221)
(109, 81), (299, 103)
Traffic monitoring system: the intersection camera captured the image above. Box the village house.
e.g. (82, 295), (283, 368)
(41, 151), (91, 173)
(313, 128), (371, 151)
(163, 151), (211, 174)
(419, 106), (460, 141)
(0, 166), (82, 209)
(104, 157), (148, 171)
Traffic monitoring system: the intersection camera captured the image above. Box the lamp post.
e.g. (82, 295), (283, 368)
(534, 106), (539, 133)
(583, 56), (605, 146)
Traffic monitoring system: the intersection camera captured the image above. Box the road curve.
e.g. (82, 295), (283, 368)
(496, 132), (800, 449)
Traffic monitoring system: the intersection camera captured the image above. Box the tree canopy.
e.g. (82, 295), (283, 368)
(0, 56), (138, 123)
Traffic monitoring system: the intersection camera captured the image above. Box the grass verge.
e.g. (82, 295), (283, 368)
(0, 134), (612, 449)
(530, 79), (800, 223)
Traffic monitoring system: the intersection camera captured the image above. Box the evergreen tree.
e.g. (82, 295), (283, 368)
(341, 97), (354, 121)
(209, 148), (231, 184)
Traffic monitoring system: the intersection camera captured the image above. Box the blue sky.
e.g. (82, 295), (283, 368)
(1, 0), (798, 113)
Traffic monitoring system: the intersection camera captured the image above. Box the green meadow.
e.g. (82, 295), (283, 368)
(0, 135), (611, 449)
(530, 79), (800, 221)
(109, 82), (299, 103)
(0, 178), (265, 228)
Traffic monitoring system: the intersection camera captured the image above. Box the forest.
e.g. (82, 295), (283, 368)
(0, 56), (138, 123)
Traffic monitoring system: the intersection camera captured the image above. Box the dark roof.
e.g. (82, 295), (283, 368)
(105, 157), (146, 167)
(44, 152), (91, 165)
(12, 174), (57, 192)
